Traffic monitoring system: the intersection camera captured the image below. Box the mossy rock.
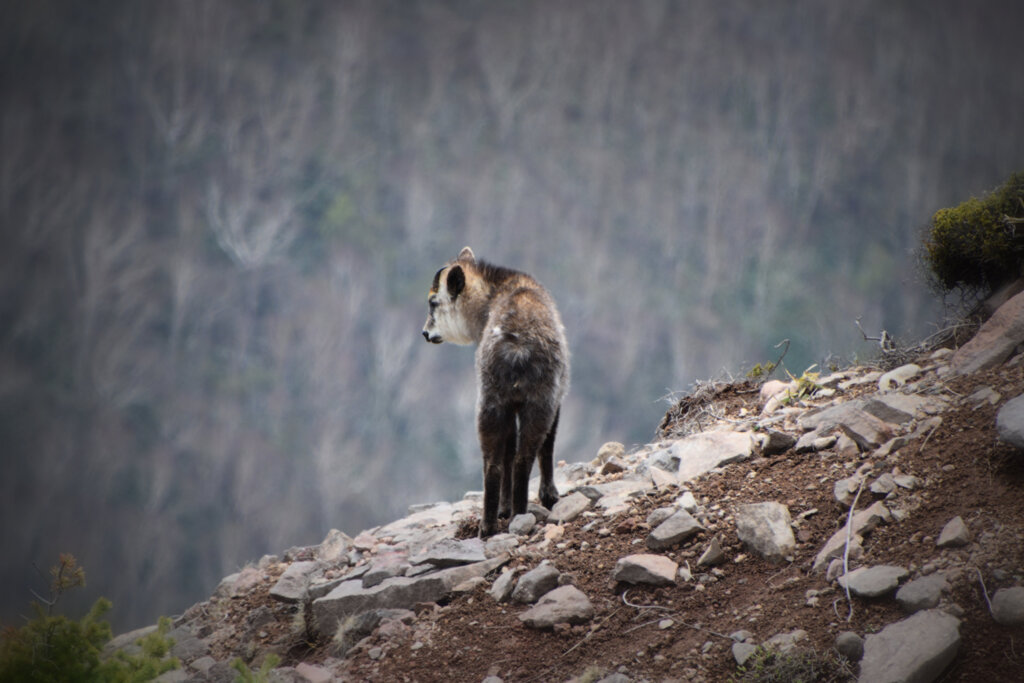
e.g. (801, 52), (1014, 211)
(922, 171), (1024, 293)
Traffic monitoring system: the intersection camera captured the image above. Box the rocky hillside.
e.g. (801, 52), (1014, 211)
(112, 293), (1024, 682)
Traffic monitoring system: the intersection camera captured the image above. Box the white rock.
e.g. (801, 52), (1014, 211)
(670, 431), (755, 482)
(878, 364), (921, 391)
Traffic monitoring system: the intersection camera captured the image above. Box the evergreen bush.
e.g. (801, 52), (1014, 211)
(0, 555), (178, 683)
(922, 171), (1024, 293)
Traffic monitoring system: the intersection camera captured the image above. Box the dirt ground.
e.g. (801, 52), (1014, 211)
(206, 357), (1024, 682)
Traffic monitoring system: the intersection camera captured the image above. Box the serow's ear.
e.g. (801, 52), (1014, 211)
(458, 246), (476, 263)
(446, 265), (466, 299)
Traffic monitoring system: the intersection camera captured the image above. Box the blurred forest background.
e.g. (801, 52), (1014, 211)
(3, 0), (1023, 631)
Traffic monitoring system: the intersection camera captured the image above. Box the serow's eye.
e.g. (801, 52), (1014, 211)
(428, 298), (438, 310)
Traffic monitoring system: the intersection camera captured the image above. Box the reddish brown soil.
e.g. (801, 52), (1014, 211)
(203, 359), (1024, 682)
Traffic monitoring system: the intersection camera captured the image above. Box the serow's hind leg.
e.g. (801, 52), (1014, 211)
(478, 405), (515, 538)
(536, 406), (560, 510)
(497, 420), (516, 519)
(512, 405), (559, 516)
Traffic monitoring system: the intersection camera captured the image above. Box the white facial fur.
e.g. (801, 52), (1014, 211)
(423, 274), (475, 345)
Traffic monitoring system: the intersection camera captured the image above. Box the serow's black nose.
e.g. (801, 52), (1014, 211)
(422, 330), (430, 341)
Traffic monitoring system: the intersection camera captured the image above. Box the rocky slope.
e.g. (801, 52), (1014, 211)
(113, 293), (1024, 682)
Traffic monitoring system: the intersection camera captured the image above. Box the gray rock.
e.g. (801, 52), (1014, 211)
(858, 610), (960, 683)
(734, 502), (795, 563)
(153, 670), (189, 683)
(527, 502), (551, 521)
(595, 675), (630, 683)
(835, 631), (864, 662)
(547, 491), (593, 523)
(600, 456), (627, 475)
(363, 556), (410, 589)
(518, 585), (594, 628)
(896, 573), (948, 613)
(799, 401), (894, 450)
(732, 641), (758, 666)
(317, 529), (354, 564)
(991, 586), (1024, 626)
(333, 608), (414, 653)
(761, 430), (797, 456)
(484, 533), (520, 558)
(647, 447), (681, 473)
(951, 289), (1024, 374)
(646, 506), (676, 527)
(812, 501), (891, 572)
(511, 561), (561, 604)
(312, 555), (507, 638)
(834, 474), (866, 506)
(671, 431), (755, 482)
(870, 472), (897, 496)
(795, 428), (827, 454)
(936, 516), (971, 548)
(270, 560), (320, 603)
(697, 536), (726, 567)
(837, 565), (908, 598)
(409, 538), (486, 567)
(508, 513), (537, 536)
(612, 554), (678, 586)
(893, 474), (920, 490)
(647, 509), (703, 550)
(996, 394), (1024, 450)
(490, 567), (522, 603)
(764, 629), (807, 653)
(676, 491), (698, 513)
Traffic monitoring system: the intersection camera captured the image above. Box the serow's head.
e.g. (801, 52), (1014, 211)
(422, 246), (476, 346)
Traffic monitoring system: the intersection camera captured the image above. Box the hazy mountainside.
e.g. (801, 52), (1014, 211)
(2, 0), (1023, 631)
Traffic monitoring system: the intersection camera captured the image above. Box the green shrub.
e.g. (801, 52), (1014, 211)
(0, 555), (178, 683)
(922, 171), (1024, 293)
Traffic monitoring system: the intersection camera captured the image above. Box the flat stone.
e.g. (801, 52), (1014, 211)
(518, 585), (594, 628)
(996, 394), (1024, 450)
(647, 509), (703, 550)
(936, 516), (971, 548)
(671, 431), (755, 482)
(837, 565), (908, 598)
(991, 586), (1024, 626)
(647, 447), (681, 473)
(312, 555), (507, 638)
(363, 555), (411, 589)
(409, 538), (486, 567)
(734, 502), (795, 563)
(896, 573), (948, 613)
(295, 663), (334, 683)
(646, 506), (676, 527)
(511, 561), (561, 604)
(951, 289), (1024, 374)
(600, 456), (627, 475)
(612, 554), (678, 586)
(858, 610), (960, 683)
